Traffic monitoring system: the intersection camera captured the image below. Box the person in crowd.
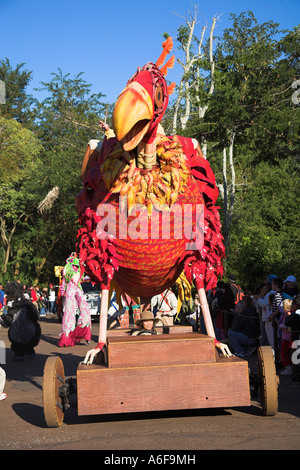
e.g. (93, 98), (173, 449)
(285, 295), (300, 332)
(119, 293), (140, 328)
(179, 292), (195, 327)
(131, 310), (160, 336)
(48, 284), (56, 313)
(269, 278), (285, 319)
(186, 292), (203, 332)
(228, 296), (259, 357)
(254, 283), (269, 346)
(0, 283), (4, 314)
(263, 293), (275, 351)
(217, 283), (236, 335)
(106, 289), (120, 325)
(30, 286), (39, 310)
(283, 275), (298, 299)
(228, 274), (238, 299)
(151, 288), (177, 326)
(39, 292), (48, 316)
(211, 281), (226, 311)
(22, 286), (31, 301)
(279, 299), (293, 375)
(268, 278), (285, 364)
(209, 281), (226, 340)
(228, 274), (244, 304)
(258, 275), (277, 345)
(0, 281), (41, 360)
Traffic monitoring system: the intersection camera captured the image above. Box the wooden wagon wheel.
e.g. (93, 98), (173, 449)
(42, 356), (66, 427)
(257, 346), (278, 416)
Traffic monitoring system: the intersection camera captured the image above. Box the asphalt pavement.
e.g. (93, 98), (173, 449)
(0, 314), (300, 451)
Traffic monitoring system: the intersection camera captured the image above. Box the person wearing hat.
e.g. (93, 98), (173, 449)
(258, 274), (277, 310)
(283, 276), (298, 299)
(267, 274), (277, 285)
(131, 310), (160, 336)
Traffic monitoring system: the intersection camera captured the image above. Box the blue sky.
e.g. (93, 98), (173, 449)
(1, 0), (299, 107)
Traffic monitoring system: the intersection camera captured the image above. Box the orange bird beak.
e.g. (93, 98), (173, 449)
(112, 81), (154, 151)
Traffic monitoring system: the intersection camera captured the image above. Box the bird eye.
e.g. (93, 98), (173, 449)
(155, 84), (164, 108)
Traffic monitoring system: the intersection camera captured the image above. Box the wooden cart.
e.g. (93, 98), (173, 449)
(42, 326), (278, 427)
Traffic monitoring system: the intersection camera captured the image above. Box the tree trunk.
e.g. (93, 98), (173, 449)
(222, 131), (236, 247)
(171, 7), (219, 151)
(34, 235), (61, 284)
(222, 147), (228, 230)
(0, 217), (17, 274)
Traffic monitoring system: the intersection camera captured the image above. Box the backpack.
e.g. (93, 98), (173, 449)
(231, 283), (244, 304)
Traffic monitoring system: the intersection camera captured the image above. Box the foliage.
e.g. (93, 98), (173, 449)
(227, 157), (300, 290)
(168, 11), (300, 288)
(0, 12), (299, 291)
(0, 65), (110, 284)
(0, 116), (42, 183)
(0, 58), (35, 125)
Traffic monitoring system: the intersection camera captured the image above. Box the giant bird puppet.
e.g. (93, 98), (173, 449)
(76, 37), (232, 363)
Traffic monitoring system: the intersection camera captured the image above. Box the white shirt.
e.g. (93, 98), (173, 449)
(258, 290), (276, 309)
(258, 290), (276, 321)
(49, 289), (56, 301)
(151, 289), (177, 317)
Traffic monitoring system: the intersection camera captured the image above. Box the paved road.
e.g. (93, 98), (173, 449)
(0, 314), (300, 452)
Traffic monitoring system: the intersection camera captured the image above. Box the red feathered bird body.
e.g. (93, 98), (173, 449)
(75, 39), (225, 302)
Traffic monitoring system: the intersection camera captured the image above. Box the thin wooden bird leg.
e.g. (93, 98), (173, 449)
(83, 289), (109, 365)
(198, 287), (233, 357)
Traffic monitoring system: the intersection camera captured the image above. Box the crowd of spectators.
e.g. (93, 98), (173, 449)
(0, 282), (57, 318)
(1, 273), (299, 382)
(181, 273), (300, 380)
(205, 273), (300, 380)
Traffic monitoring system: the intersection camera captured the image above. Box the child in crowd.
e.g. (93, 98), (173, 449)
(279, 299), (293, 375)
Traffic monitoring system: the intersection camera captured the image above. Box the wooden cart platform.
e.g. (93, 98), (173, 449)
(76, 331), (251, 416)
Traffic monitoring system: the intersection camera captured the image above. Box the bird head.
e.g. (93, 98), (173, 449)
(112, 37), (176, 151)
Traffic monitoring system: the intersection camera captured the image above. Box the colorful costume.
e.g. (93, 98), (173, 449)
(58, 254), (91, 347)
(1, 281), (41, 360)
(75, 38), (232, 363)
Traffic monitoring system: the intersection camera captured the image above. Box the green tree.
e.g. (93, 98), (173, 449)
(28, 70), (111, 283)
(173, 10), (300, 287)
(227, 157), (300, 290)
(0, 66), (112, 284)
(0, 116), (42, 279)
(0, 58), (35, 125)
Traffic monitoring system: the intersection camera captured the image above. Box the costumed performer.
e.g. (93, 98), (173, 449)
(58, 253), (91, 347)
(0, 281), (41, 360)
